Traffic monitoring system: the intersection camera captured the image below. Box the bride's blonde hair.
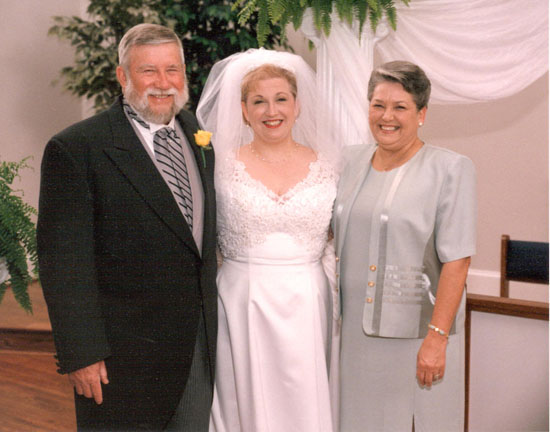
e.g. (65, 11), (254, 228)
(241, 64), (298, 102)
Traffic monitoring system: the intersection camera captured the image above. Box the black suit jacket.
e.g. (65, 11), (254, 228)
(37, 98), (217, 430)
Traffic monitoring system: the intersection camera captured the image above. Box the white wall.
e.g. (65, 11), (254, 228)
(421, 74), (549, 303)
(1, 0), (84, 212)
(469, 311), (549, 431)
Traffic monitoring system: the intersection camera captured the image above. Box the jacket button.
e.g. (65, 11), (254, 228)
(335, 256), (340, 262)
(370, 265), (377, 271)
(368, 281), (375, 287)
(365, 297), (373, 303)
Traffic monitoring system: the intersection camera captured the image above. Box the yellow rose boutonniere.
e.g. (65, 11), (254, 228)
(194, 130), (213, 168)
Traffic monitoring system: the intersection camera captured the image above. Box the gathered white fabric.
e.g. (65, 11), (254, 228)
(380, 0), (548, 103)
(301, 0), (548, 147)
(319, 0), (548, 104)
(216, 155), (338, 261)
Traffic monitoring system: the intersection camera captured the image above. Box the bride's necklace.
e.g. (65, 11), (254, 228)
(250, 141), (299, 164)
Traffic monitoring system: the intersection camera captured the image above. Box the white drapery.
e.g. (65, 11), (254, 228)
(300, 0), (548, 148)
(379, 0), (548, 103)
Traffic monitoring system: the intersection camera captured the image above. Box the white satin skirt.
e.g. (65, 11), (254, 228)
(209, 233), (333, 432)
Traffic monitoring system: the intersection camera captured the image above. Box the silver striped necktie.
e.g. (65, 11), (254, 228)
(123, 101), (193, 229)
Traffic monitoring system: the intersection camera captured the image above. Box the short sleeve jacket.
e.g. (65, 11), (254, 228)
(334, 144), (477, 338)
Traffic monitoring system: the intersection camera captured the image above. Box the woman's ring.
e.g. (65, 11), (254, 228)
(434, 374), (440, 381)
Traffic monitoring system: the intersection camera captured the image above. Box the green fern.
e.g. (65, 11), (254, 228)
(353, 0), (368, 35)
(268, 0), (290, 23)
(234, 0), (409, 44)
(0, 157), (38, 313)
(365, 0), (379, 12)
(381, 0), (397, 30)
(289, 3), (307, 32)
(234, 0), (259, 25)
(256, 0), (271, 46)
(343, 0), (356, 24)
(368, 2), (383, 32)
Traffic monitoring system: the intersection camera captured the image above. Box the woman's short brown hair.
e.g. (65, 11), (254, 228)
(368, 61), (431, 110)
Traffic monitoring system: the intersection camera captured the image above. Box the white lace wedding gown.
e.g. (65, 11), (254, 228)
(209, 156), (337, 432)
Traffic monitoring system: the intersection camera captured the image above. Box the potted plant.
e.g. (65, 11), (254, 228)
(0, 158), (38, 313)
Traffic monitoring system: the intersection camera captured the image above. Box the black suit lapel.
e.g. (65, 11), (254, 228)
(103, 101), (200, 257)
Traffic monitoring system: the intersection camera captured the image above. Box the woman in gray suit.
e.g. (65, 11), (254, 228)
(333, 61), (476, 431)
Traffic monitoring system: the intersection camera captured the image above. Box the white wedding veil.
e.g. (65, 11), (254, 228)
(197, 48), (339, 174)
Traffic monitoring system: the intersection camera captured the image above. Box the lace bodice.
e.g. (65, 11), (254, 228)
(216, 156), (338, 260)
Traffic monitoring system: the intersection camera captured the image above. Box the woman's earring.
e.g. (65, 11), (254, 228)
(419, 122), (423, 127)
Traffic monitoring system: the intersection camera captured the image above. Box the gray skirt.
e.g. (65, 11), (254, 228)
(339, 324), (464, 432)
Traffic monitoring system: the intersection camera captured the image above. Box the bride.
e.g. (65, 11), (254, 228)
(197, 49), (339, 432)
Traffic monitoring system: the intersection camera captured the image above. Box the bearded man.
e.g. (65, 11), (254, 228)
(37, 23), (217, 431)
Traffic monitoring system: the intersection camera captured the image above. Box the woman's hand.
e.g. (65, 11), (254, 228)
(416, 257), (470, 388)
(416, 331), (448, 388)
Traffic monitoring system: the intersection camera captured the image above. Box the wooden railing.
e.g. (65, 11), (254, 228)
(0, 328), (54, 352)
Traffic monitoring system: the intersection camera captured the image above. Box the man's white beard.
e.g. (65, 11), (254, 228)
(125, 78), (189, 125)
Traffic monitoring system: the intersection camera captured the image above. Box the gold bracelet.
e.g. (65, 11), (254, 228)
(428, 323), (449, 338)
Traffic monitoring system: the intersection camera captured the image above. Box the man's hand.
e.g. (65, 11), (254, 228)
(68, 360), (109, 404)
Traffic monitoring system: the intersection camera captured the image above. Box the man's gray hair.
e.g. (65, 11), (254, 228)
(368, 61), (431, 110)
(118, 23), (185, 70)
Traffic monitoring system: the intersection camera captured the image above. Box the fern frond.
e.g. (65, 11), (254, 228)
(268, 0), (290, 23)
(276, 1), (293, 32)
(234, 0), (259, 25)
(381, 0), (397, 30)
(353, 0), (368, 34)
(256, 0), (270, 46)
(335, 0), (354, 26)
(0, 157), (37, 313)
(5, 253), (32, 313)
(290, 4), (307, 30)
(319, 0), (334, 35)
(368, 4), (382, 32)
(365, 0), (379, 14)
(234, 0), (407, 43)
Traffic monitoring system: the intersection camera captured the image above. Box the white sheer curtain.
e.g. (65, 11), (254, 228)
(380, 0), (548, 103)
(301, 0), (548, 149)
